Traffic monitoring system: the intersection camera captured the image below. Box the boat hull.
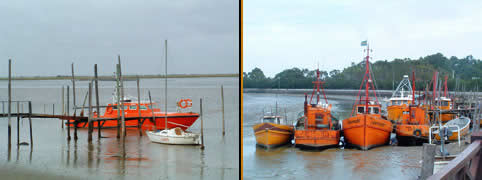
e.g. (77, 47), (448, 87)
(342, 115), (392, 150)
(67, 113), (199, 131)
(395, 124), (429, 146)
(253, 123), (293, 149)
(146, 130), (200, 145)
(294, 129), (340, 149)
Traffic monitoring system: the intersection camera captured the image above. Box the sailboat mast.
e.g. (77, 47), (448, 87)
(164, 40), (168, 130)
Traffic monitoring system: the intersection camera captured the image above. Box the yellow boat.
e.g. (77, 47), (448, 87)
(253, 115), (294, 149)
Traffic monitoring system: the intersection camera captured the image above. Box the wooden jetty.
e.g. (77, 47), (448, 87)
(427, 130), (482, 179)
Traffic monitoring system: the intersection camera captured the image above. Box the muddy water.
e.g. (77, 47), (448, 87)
(243, 93), (422, 180)
(0, 77), (239, 179)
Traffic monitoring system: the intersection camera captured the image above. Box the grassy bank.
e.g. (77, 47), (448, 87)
(0, 73), (239, 81)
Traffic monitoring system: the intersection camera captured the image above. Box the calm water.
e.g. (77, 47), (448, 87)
(0, 77), (239, 179)
(243, 93), (422, 180)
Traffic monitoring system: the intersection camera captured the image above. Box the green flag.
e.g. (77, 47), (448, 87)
(361, 40), (368, 46)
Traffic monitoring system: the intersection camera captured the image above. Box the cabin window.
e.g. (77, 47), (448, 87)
(263, 117), (276, 123)
(148, 105), (153, 109)
(130, 105), (137, 110)
(315, 113), (324, 121)
(442, 101), (449, 106)
(357, 107), (365, 114)
(373, 107), (379, 114)
(140, 105), (147, 110)
(124, 105), (129, 110)
(112, 106), (118, 110)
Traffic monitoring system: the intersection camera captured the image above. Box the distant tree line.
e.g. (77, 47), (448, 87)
(243, 53), (482, 91)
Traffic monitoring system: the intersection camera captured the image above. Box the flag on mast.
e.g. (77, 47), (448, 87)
(361, 40), (368, 46)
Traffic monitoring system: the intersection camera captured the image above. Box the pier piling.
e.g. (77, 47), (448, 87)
(94, 64), (101, 139)
(8, 59), (12, 147)
(67, 86), (71, 140)
(420, 143), (436, 179)
(137, 77), (142, 136)
(88, 82), (93, 142)
(116, 64), (121, 139)
(221, 85), (225, 136)
(28, 101), (33, 147)
(148, 91), (156, 130)
(200, 98), (204, 150)
(62, 86), (64, 128)
(16, 102), (20, 146)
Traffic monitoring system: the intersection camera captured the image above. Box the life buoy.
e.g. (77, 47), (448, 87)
(413, 129), (422, 137)
(178, 99), (193, 109)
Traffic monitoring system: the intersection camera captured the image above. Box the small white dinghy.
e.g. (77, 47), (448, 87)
(146, 127), (200, 145)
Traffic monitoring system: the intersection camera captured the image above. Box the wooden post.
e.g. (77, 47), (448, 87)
(8, 59), (12, 147)
(221, 85), (225, 136)
(94, 64), (101, 139)
(137, 77), (142, 136)
(115, 64), (121, 139)
(200, 98), (204, 150)
(62, 86), (64, 128)
(67, 86), (71, 140)
(88, 82), (93, 142)
(148, 91), (156, 130)
(16, 101), (20, 146)
(28, 101), (33, 147)
(71, 63), (78, 140)
(71, 63), (77, 115)
(117, 56), (126, 138)
(420, 143), (436, 179)
(52, 104), (55, 115)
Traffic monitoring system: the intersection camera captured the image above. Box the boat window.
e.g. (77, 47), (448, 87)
(402, 100), (407, 104)
(140, 105), (147, 110)
(368, 107), (373, 114)
(357, 107), (364, 114)
(130, 105), (137, 110)
(263, 117), (276, 123)
(112, 106), (118, 110)
(373, 107), (379, 114)
(442, 101), (449, 106)
(124, 105), (129, 110)
(315, 113), (324, 121)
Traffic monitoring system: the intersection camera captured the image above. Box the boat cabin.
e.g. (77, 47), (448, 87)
(388, 97), (412, 106)
(435, 97), (452, 110)
(261, 115), (285, 125)
(103, 102), (155, 116)
(355, 104), (381, 115)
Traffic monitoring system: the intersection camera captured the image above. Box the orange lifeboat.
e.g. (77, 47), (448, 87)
(342, 42), (392, 150)
(294, 69), (340, 149)
(67, 99), (199, 131)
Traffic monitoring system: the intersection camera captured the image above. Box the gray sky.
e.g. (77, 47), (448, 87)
(0, 0), (239, 76)
(244, 0), (482, 77)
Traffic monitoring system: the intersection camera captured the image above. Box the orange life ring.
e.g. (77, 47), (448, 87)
(178, 99), (193, 109)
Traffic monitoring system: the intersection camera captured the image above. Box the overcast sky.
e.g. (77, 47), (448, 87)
(0, 0), (239, 76)
(243, 0), (482, 77)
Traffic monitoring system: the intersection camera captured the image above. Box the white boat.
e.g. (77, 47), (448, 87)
(146, 127), (200, 145)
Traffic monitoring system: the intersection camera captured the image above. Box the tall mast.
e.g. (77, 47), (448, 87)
(412, 71), (416, 105)
(309, 69), (328, 104)
(444, 75), (448, 97)
(365, 43), (370, 114)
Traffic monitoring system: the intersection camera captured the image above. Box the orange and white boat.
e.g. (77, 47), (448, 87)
(67, 98), (199, 131)
(294, 69), (340, 149)
(342, 42), (392, 150)
(387, 75), (413, 124)
(395, 72), (431, 146)
(253, 113), (293, 149)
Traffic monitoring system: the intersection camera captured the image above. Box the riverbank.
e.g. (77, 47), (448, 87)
(243, 88), (482, 97)
(0, 73), (238, 81)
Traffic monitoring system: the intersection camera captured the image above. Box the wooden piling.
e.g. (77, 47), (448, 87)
(62, 86), (64, 128)
(16, 101), (20, 146)
(67, 85), (71, 140)
(88, 82), (93, 142)
(148, 91), (156, 130)
(200, 98), (204, 150)
(137, 77), (142, 136)
(8, 59), (11, 147)
(115, 64), (121, 139)
(52, 104), (55, 115)
(71, 63), (77, 115)
(221, 85), (225, 136)
(28, 101), (33, 147)
(94, 64), (101, 139)
(420, 143), (436, 179)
